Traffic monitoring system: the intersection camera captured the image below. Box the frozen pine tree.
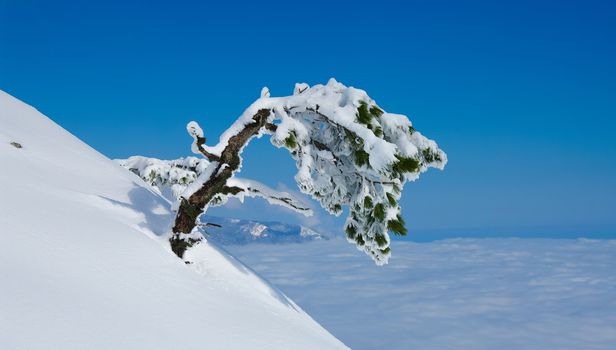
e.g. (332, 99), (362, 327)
(170, 79), (446, 265)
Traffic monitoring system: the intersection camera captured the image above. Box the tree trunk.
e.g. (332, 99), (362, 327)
(170, 109), (271, 258)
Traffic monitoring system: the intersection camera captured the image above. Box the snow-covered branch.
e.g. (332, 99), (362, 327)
(171, 79), (447, 264)
(172, 108), (273, 256)
(226, 178), (312, 216)
(187, 121), (220, 161)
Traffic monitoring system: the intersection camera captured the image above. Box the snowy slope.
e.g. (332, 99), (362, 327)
(0, 91), (347, 350)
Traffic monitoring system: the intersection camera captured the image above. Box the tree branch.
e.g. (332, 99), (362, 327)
(193, 135), (221, 162)
(265, 123), (278, 133)
(227, 177), (312, 215)
(171, 109), (272, 258)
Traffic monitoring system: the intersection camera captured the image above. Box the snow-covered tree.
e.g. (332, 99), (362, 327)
(170, 79), (446, 265)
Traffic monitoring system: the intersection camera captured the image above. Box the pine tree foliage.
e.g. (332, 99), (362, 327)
(262, 79), (446, 264)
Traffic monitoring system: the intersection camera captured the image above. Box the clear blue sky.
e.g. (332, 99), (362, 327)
(1, 0), (615, 240)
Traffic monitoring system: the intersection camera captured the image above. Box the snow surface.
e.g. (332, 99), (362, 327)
(0, 91), (347, 349)
(227, 238), (616, 350)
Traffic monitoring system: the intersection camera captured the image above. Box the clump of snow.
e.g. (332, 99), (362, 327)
(0, 90), (347, 350)
(260, 86), (271, 98)
(186, 120), (204, 155)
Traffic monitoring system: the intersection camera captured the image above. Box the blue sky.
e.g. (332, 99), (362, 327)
(1, 0), (615, 240)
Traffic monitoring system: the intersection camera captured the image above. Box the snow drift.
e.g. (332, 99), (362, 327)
(0, 90), (347, 349)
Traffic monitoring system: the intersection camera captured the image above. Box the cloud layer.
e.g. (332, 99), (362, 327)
(227, 238), (616, 350)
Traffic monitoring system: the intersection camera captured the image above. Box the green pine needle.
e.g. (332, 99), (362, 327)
(392, 155), (420, 174)
(332, 204), (342, 213)
(380, 247), (391, 255)
(373, 203), (385, 222)
(355, 235), (366, 246)
(386, 193), (396, 207)
(375, 233), (387, 247)
(387, 215), (407, 236)
(369, 105), (384, 118)
(345, 225), (357, 239)
(284, 131), (297, 149)
(355, 150), (370, 167)
(374, 126), (383, 138)
(422, 148), (442, 163)
(356, 101), (372, 125)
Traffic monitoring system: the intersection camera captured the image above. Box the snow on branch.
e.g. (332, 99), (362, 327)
(226, 178), (313, 216)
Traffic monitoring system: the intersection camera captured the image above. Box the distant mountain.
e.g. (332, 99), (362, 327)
(201, 216), (327, 245)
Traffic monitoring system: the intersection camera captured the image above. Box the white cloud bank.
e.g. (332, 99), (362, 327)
(227, 238), (616, 350)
